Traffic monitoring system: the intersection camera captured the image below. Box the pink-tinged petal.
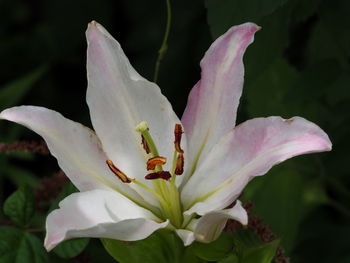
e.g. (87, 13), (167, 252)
(175, 229), (195, 246)
(86, 21), (185, 189)
(194, 201), (247, 243)
(181, 23), (260, 183)
(44, 189), (168, 251)
(0, 106), (149, 206)
(182, 116), (332, 215)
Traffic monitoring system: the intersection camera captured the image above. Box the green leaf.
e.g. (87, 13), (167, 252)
(244, 5), (293, 83)
(102, 230), (203, 263)
(292, 209), (350, 263)
(245, 58), (298, 118)
(242, 164), (320, 252)
(233, 230), (280, 263)
(315, 0), (350, 67)
(5, 165), (40, 188)
(305, 0), (350, 70)
(53, 238), (89, 259)
(3, 185), (35, 227)
(218, 253), (239, 263)
(0, 226), (48, 263)
(325, 73), (350, 106)
(206, 0), (294, 86)
(0, 66), (46, 110)
(290, 0), (321, 23)
(190, 232), (235, 261)
(306, 21), (347, 69)
(205, 0), (290, 38)
(239, 240), (280, 263)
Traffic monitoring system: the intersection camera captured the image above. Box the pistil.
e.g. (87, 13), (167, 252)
(136, 121), (160, 159)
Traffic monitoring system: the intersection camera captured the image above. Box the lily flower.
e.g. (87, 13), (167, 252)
(0, 21), (331, 250)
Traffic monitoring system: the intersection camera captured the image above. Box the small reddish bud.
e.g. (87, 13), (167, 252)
(106, 160), (131, 183)
(174, 124), (184, 153)
(147, 156), (167, 170)
(141, 135), (150, 154)
(175, 153), (184, 175)
(145, 171), (171, 181)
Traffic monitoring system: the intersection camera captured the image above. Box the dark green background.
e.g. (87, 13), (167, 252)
(0, 0), (349, 262)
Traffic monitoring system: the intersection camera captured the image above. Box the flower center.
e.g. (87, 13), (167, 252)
(106, 121), (185, 228)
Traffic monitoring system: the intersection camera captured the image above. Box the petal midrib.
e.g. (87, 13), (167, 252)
(46, 127), (159, 214)
(88, 37), (147, 160)
(184, 139), (305, 211)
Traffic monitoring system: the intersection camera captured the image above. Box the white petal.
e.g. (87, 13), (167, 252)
(175, 229), (195, 246)
(0, 106), (148, 206)
(44, 189), (168, 251)
(86, 21), (184, 189)
(194, 201), (247, 243)
(181, 23), (259, 184)
(182, 116), (332, 215)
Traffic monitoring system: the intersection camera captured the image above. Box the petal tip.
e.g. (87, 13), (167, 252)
(86, 21), (111, 42)
(44, 241), (53, 252)
(0, 109), (7, 120)
(89, 20), (98, 27)
(323, 137), (332, 152)
(87, 20), (102, 30)
(285, 116), (332, 153)
(233, 200), (248, 225)
(230, 22), (261, 37)
(44, 234), (62, 252)
(176, 229), (195, 246)
(0, 107), (19, 121)
(244, 22), (261, 32)
(321, 130), (332, 152)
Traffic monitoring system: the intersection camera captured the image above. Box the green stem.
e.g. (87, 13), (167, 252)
(141, 129), (160, 158)
(153, 0), (172, 83)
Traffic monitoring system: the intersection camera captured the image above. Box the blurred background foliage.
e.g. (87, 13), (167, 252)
(0, 0), (349, 262)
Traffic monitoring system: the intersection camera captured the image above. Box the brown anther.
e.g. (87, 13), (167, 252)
(141, 135), (150, 154)
(106, 160), (131, 183)
(174, 124), (184, 153)
(145, 171), (171, 181)
(175, 153), (184, 175)
(147, 156), (167, 170)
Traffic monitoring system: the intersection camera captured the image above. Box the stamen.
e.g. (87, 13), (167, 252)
(145, 171), (171, 181)
(141, 135), (150, 154)
(175, 153), (184, 175)
(106, 160), (131, 183)
(174, 124), (184, 153)
(147, 156), (167, 170)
